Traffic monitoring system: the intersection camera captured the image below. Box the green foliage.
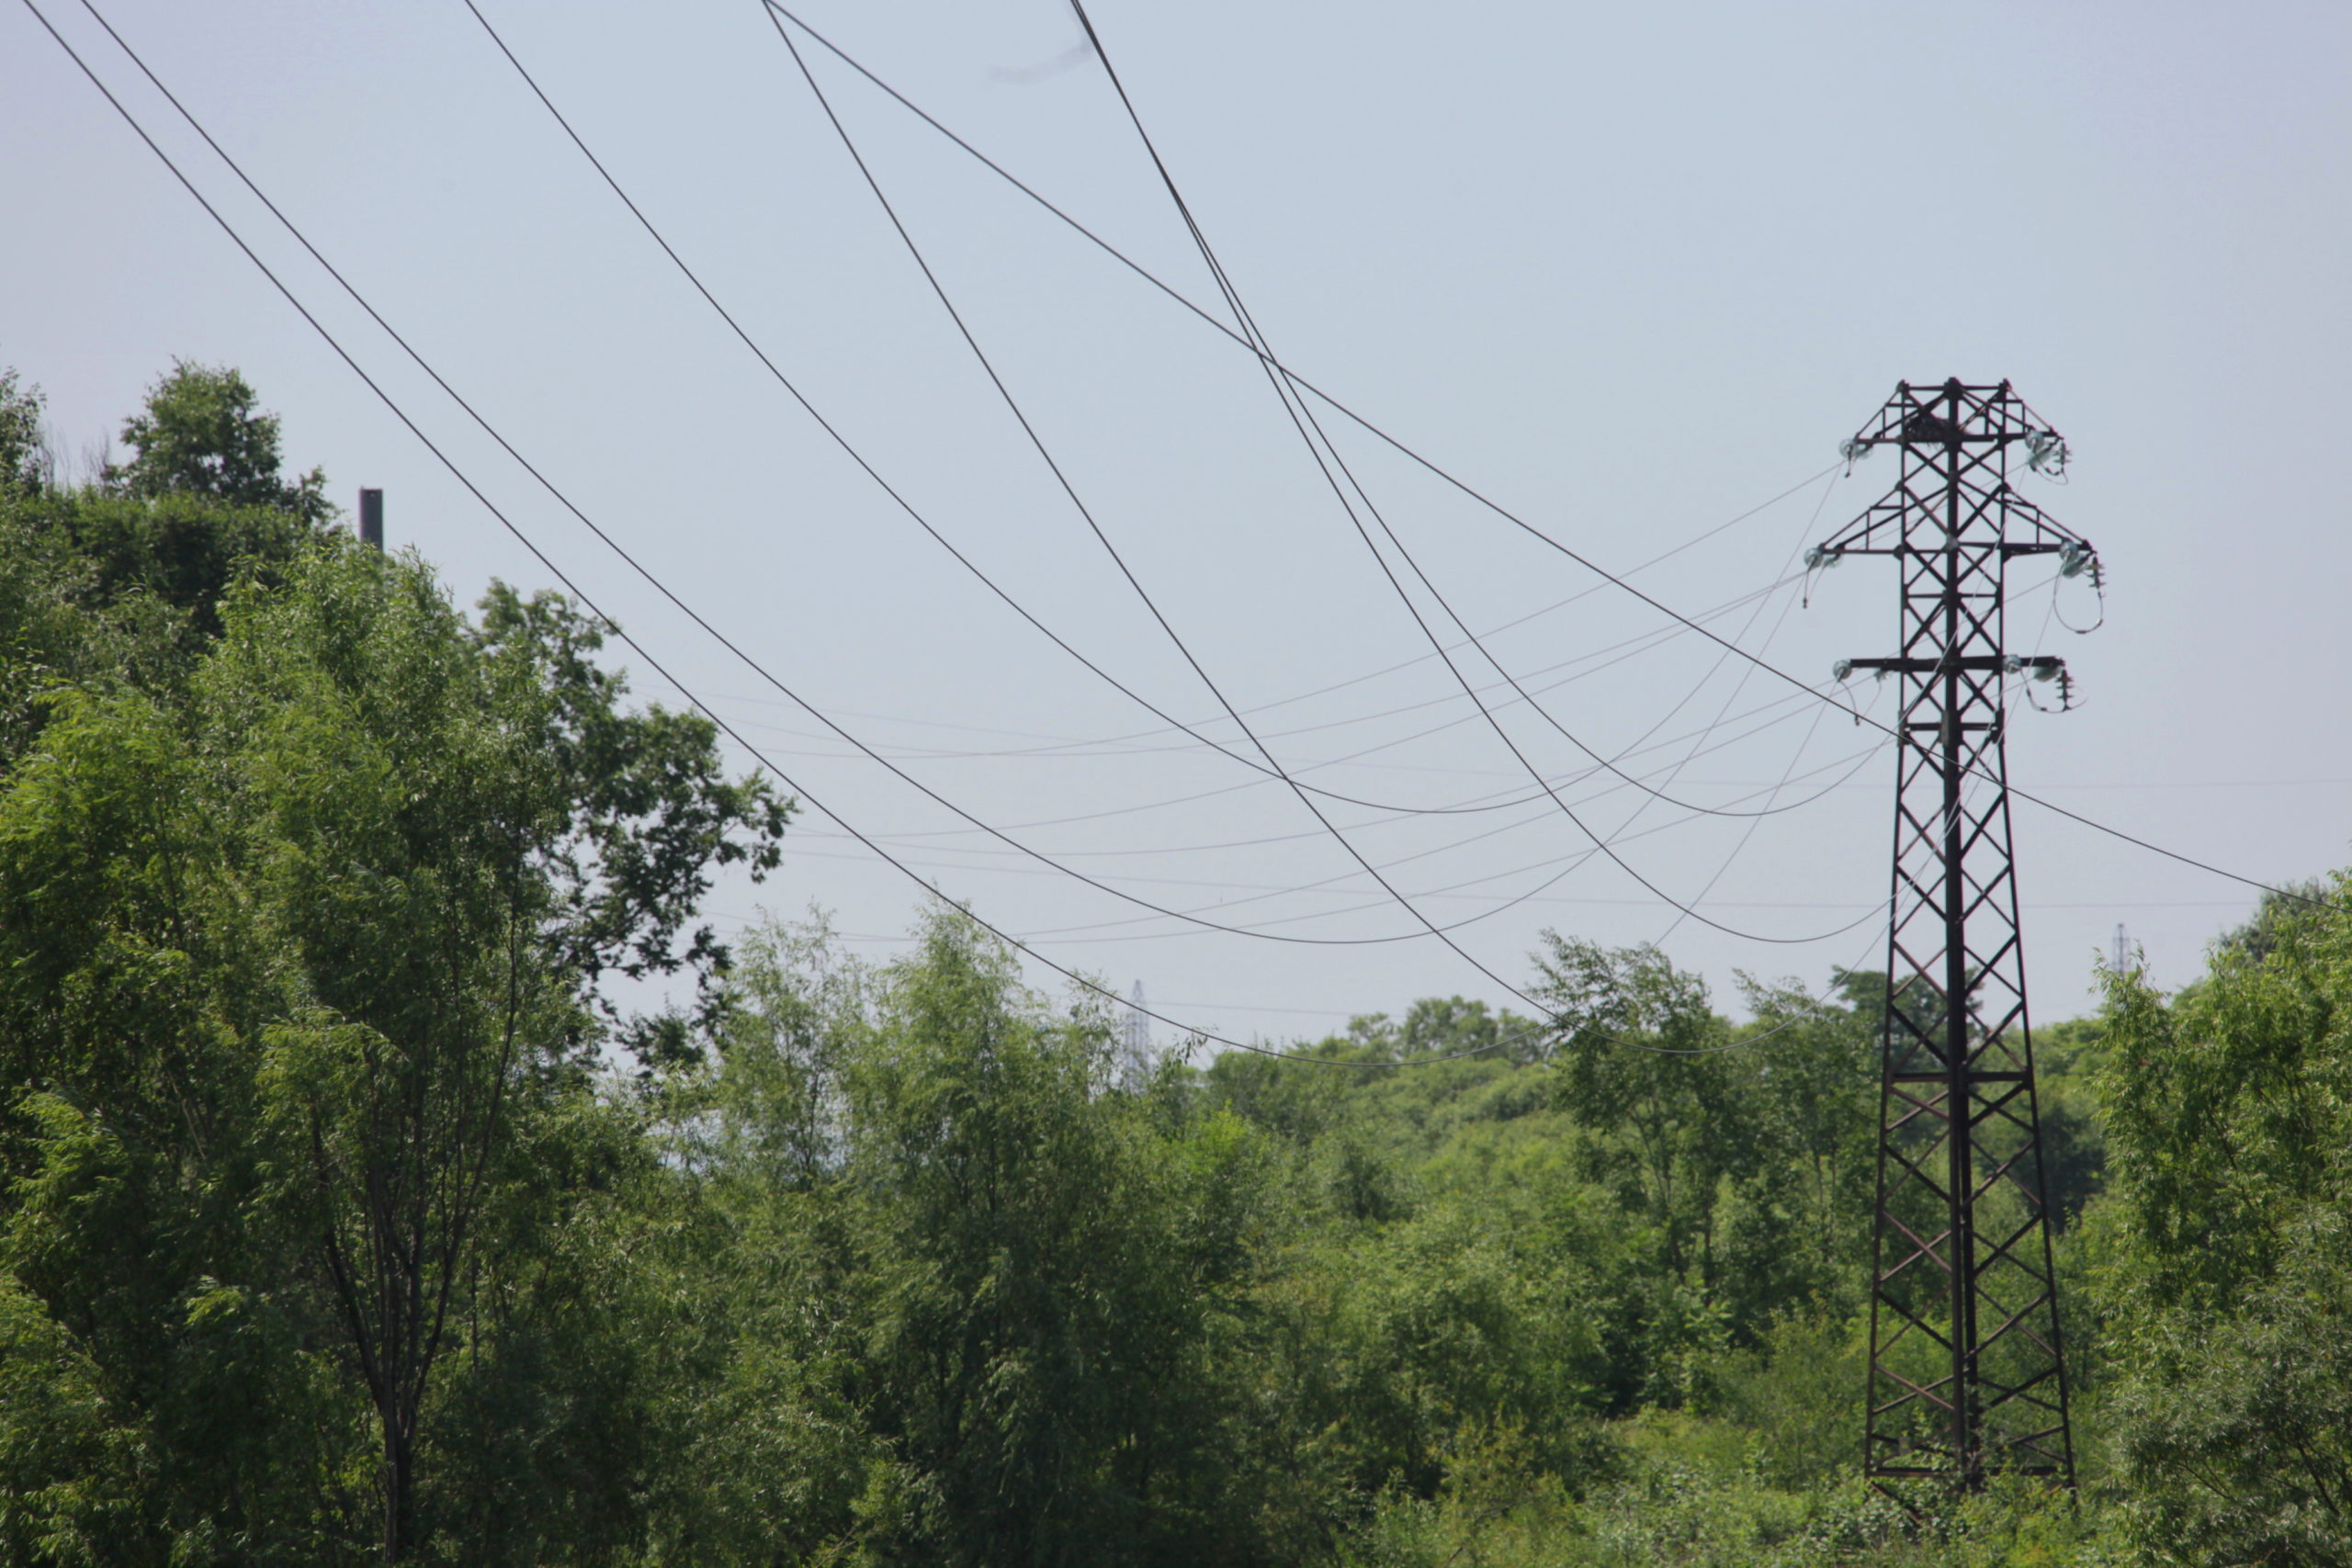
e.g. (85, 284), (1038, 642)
(0, 367), (46, 491)
(2089, 876), (2352, 1565)
(109, 360), (328, 523)
(0, 362), (790, 1563)
(672, 912), (1287, 1565)
(17, 354), (2352, 1568)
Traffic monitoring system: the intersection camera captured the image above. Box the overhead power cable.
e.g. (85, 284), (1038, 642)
(1047, 0), (1852, 944)
(50, 0), (1856, 1055)
(725, 566), (1806, 771)
(444, 0), (1345, 810)
(21, 0), (1905, 1061)
(1627, 464), (1849, 948)
(23, 0), (1558, 1066)
(768, 10), (1860, 946)
(807, 718), (1890, 951)
(459, 0), (1841, 849)
(748, 569), (1831, 824)
(962, 744), (1890, 950)
(459, 0), (1821, 837)
(759, 7), (1569, 1008)
(50, 0), (1556, 967)
(41, 0), (2327, 1078)
(735, 667), (1871, 864)
(974, 465), (1841, 758)
(759, 0), (2336, 917)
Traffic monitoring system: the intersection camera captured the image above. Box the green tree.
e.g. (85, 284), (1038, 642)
(1, 367), (46, 491)
(688, 912), (1281, 1566)
(109, 360), (328, 522)
(2092, 874), (2352, 1565)
(0, 518), (788, 1560)
(1532, 937), (1745, 1294)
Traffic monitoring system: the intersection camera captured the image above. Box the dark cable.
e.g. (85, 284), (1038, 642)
(32, 0), (1915, 1057)
(761, 7), (1558, 1007)
(459, 0), (1826, 834)
(24, 0), (1568, 1065)
(1055, 0), (1852, 942)
(62, 0), (1641, 959)
(757, 0), (2335, 914)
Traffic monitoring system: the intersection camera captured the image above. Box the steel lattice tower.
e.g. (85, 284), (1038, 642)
(1812, 379), (2093, 1497)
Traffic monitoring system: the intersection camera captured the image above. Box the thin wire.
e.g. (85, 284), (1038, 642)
(460, 0), (1831, 837)
(23, 0), (1562, 1066)
(762, 7), (1566, 1008)
(775, 9), (1851, 948)
(1635, 468), (1848, 944)
(1057, 0), (1853, 942)
(1654, 700), (1834, 949)
(443, 0), (1351, 809)
(998, 465), (1840, 755)
(62, 0), (1624, 960)
(759, 0), (1841, 735)
(44, 2), (2327, 1107)
(712, 566), (1805, 784)
(778, 684), (1880, 872)
(751, 0), (1873, 735)
(35, 0), (1915, 1061)
(950, 736), (1892, 948)
(756, 0), (2338, 916)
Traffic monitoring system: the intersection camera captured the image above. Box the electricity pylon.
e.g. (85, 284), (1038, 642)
(1812, 379), (2095, 1499)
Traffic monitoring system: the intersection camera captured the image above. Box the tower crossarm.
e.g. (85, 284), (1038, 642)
(1807, 378), (2095, 568)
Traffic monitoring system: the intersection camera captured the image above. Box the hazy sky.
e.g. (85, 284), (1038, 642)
(6, 0), (2348, 1045)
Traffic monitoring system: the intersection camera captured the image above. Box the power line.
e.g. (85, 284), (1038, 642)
(457, 0), (1868, 931)
(55, 0), (1891, 968)
(972, 464), (1840, 757)
(759, 6), (1561, 1010)
(29, 0), (1912, 1065)
(782, 732), (1890, 949)
(1638, 470), (1846, 946)
(54, 0), (1589, 964)
(750, 678), (1879, 865)
(1046, 0), (1864, 946)
(458, 0), (1814, 841)
(46, 0), (1860, 1069)
(22, 0), (1551, 1067)
(711, 565), (1808, 773)
(771, 8), (1857, 949)
(706, 568), (1808, 787)
(38, 0), (2324, 1092)
(759, 0), (2337, 917)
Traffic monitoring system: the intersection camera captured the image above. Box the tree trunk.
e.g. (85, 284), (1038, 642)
(382, 1414), (413, 1562)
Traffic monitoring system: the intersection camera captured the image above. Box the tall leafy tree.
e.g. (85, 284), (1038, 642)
(108, 361), (328, 523)
(692, 912), (1280, 1567)
(1532, 936), (1746, 1290)
(2091, 874), (2352, 1565)
(0, 362), (789, 1562)
(0, 367), (46, 491)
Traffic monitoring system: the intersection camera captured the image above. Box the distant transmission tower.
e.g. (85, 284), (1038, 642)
(1814, 379), (2098, 1498)
(1120, 980), (1152, 1087)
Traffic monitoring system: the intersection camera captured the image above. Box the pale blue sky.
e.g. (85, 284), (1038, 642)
(6, 0), (2347, 1041)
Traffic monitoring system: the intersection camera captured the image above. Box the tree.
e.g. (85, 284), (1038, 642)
(0, 509), (788, 1559)
(2092, 873), (2352, 1565)
(110, 360), (329, 522)
(693, 911), (1280, 1567)
(0, 367), (46, 491)
(1532, 935), (1744, 1292)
